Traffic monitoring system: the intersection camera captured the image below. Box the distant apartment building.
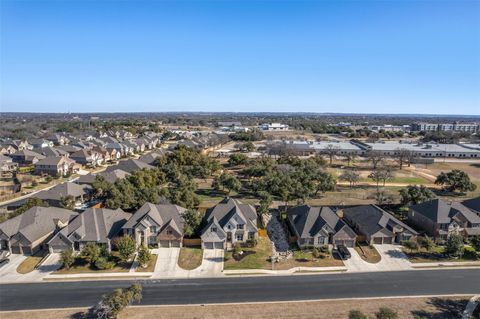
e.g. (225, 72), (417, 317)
(368, 124), (410, 132)
(412, 122), (478, 133)
(260, 123), (289, 131)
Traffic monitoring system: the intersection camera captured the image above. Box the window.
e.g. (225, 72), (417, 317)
(211, 227), (217, 232)
(150, 226), (157, 233)
(318, 236), (325, 244)
(166, 230), (173, 235)
(227, 224), (232, 230)
(236, 234), (244, 241)
(237, 224), (244, 230)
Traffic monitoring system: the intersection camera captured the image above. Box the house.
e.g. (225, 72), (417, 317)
(122, 202), (186, 248)
(138, 150), (167, 165)
(35, 146), (70, 158)
(47, 208), (130, 253)
(408, 199), (480, 240)
(34, 156), (80, 176)
(76, 169), (130, 185)
(105, 158), (154, 174)
(342, 205), (418, 245)
(28, 139), (54, 149)
(260, 123), (289, 131)
(200, 197), (258, 250)
(5, 140), (32, 151)
(10, 149), (46, 166)
(0, 154), (18, 174)
(46, 134), (68, 146)
(70, 149), (103, 167)
(287, 205), (357, 248)
(105, 142), (127, 158)
(55, 145), (81, 155)
(0, 144), (17, 155)
(462, 197), (480, 216)
(0, 206), (77, 255)
(33, 182), (91, 208)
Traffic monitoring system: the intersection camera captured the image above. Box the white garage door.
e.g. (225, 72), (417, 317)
(204, 242), (214, 249)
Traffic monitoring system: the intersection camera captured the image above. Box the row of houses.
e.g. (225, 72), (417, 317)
(1, 196), (478, 256)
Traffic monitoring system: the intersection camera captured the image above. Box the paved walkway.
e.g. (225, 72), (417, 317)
(343, 244), (412, 272)
(151, 247), (224, 279)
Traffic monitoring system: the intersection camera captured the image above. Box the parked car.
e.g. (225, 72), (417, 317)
(337, 244), (351, 260)
(0, 258), (10, 267)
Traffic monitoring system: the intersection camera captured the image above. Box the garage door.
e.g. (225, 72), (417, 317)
(159, 240), (170, 248)
(204, 242), (214, 249)
(50, 245), (67, 253)
(214, 242), (224, 249)
(170, 240), (181, 248)
(343, 240), (354, 247)
(383, 237), (393, 244)
(373, 237), (383, 245)
(11, 246), (21, 254)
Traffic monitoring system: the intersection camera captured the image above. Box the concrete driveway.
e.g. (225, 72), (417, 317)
(0, 253), (62, 283)
(343, 244), (412, 273)
(151, 247), (224, 278)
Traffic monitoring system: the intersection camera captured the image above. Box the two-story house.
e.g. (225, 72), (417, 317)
(409, 199), (480, 240)
(200, 197), (258, 250)
(122, 202), (186, 247)
(34, 156), (80, 176)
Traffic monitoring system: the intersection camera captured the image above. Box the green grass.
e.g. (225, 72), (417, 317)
(403, 246), (479, 263)
(224, 237), (272, 270)
(54, 252), (133, 274)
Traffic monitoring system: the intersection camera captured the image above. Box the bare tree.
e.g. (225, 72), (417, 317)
(366, 150), (384, 170)
(345, 153), (357, 167)
(339, 169), (360, 188)
(323, 144), (341, 166)
(394, 148), (413, 170)
(368, 166), (393, 190)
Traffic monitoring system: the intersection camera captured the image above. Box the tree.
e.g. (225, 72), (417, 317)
(435, 170), (477, 193)
(114, 236), (137, 262)
(471, 236), (480, 252)
(345, 153), (357, 167)
(244, 141), (256, 152)
(228, 153), (248, 166)
(137, 245), (152, 268)
(81, 243), (101, 265)
(349, 310), (369, 319)
(401, 239), (418, 253)
(213, 172), (241, 195)
(60, 249), (75, 270)
(339, 169), (360, 188)
(418, 236), (435, 252)
(60, 195), (75, 210)
(4, 198), (49, 221)
(375, 307), (398, 319)
(366, 150), (384, 169)
(183, 209), (202, 237)
(323, 144), (340, 166)
(88, 284), (143, 319)
(445, 233), (464, 258)
(399, 185), (435, 206)
(257, 191), (272, 218)
(394, 148), (413, 170)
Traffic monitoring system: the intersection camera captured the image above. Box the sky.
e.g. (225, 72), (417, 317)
(0, 0), (479, 115)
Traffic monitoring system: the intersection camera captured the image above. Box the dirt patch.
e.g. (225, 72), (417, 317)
(1, 296), (470, 319)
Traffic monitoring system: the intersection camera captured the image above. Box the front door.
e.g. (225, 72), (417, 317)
(227, 232), (232, 242)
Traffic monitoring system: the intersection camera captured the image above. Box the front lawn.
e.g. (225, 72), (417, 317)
(16, 250), (47, 274)
(54, 251), (132, 274)
(224, 237), (343, 270)
(136, 254), (158, 272)
(402, 246), (479, 263)
(355, 242), (381, 263)
(178, 247), (204, 270)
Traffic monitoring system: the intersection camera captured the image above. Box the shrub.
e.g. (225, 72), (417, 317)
(31, 180), (38, 187)
(349, 309), (369, 319)
(312, 248), (324, 259)
(445, 233), (464, 258)
(113, 236), (136, 262)
(94, 257), (115, 270)
(80, 243), (101, 265)
(375, 307), (398, 319)
(245, 238), (257, 248)
(60, 249), (75, 270)
(137, 245), (152, 268)
(319, 245), (329, 253)
(401, 240), (418, 252)
(232, 243), (242, 258)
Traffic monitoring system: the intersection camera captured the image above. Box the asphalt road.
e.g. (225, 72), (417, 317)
(1, 269), (480, 311)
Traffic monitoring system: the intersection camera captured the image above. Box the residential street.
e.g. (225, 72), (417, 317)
(1, 269), (479, 311)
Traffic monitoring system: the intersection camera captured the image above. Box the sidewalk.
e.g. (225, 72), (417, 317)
(224, 266), (347, 276)
(411, 261), (480, 269)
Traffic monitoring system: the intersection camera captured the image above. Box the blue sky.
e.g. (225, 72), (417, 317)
(1, 0), (479, 114)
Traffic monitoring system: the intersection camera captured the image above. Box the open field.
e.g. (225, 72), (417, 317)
(0, 296), (471, 319)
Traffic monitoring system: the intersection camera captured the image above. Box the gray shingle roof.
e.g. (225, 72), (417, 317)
(343, 205), (418, 236)
(53, 208), (130, 244)
(122, 202), (186, 235)
(35, 182), (91, 201)
(202, 197), (257, 234)
(0, 206), (77, 243)
(105, 159), (154, 173)
(411, 199), (480, 224)
(462, 197), (480, 214)
(287, 205), (352, 238)
(138, 150), (167, 165)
